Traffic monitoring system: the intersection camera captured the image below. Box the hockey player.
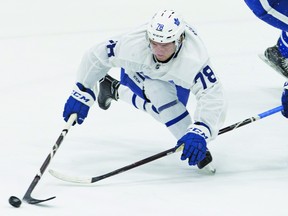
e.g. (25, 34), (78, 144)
(63, 10), (226, 167)
(244, 0), (288, 118)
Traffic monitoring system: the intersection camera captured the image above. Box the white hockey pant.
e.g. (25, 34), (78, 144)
(119, 78), (191, 139)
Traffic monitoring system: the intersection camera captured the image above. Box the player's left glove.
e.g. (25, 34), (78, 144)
(281, 82), (288, 118)
(176, 126), (208, 166)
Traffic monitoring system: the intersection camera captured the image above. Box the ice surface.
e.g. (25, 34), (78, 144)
(1, 1), (288, 215)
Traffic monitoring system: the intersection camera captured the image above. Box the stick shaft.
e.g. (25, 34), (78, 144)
(218, 105), (283, 135)
(22, 114), (76, 203)
(91, 105), (283, 182)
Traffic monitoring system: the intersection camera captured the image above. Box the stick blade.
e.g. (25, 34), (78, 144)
(49, 169), (92, 184)
(23, 195), (56, 205)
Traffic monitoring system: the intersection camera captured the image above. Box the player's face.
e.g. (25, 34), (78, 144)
(149, 40), (176, 62)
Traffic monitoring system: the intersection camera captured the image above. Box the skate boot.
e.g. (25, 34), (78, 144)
(264, 45), (288, 78)
(197, 149), (216, 173)
(97, 75), (120, 110)
(197, 150), (213, 169)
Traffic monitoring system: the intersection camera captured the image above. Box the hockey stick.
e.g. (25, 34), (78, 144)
(49, 105), (283, 184)
(22, 114), (77, 205)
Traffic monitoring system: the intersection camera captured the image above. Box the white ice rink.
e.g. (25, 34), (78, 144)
(1, 0), (288, 215)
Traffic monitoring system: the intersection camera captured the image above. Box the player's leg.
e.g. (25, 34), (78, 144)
(97, 71), (213, 168)
(143, 78), (192, 139)
(97, 69), (161, 120)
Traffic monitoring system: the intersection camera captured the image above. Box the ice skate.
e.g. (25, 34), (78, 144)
(260, 45), (288, 78)
(197, 150), (216, 174)
(97, 75), (120, 110)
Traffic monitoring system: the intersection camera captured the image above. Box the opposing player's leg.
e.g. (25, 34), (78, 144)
(244, 0), (288, 77)
(244, 0), (288, 31)
(264, 35), (288, 78)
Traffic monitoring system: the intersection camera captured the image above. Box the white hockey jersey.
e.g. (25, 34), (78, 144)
(76, 22), (226, 140)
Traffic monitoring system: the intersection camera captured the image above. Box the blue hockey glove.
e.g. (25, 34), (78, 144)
(282, 82), (288, 118)
(176, 127), (208, 166)
(63, 82), (95, 125)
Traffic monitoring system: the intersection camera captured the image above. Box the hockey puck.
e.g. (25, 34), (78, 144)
(9, 196), (22, 208)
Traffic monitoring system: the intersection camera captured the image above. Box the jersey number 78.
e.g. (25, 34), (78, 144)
(194, 65), (217, 89)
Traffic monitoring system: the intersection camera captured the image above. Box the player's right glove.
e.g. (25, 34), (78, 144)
(176, 127), (208, 166)
(281, 82), (288, 118)
(63, 82), (95, 125)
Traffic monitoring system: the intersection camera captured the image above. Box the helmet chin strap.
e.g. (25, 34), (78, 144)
(174, 40), (181, 53)
(175, 32), (185, 51)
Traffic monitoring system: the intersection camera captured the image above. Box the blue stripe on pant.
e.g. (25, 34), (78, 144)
(119, 68), (190, 107)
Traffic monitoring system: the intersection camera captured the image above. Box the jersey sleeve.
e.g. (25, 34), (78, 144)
(190, 60), (227, 140)
(76, 40), (117, 89)
(75, 25), (148, 89)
